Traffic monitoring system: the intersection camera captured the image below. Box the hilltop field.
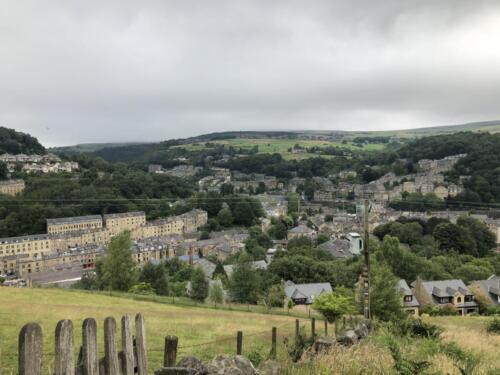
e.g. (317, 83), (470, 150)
(1, 288), (499, 374)
(173, 138), (386, 160)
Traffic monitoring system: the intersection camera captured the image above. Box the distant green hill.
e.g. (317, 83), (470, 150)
(51, 142), (152, 154)
(0, 126), (46, 155)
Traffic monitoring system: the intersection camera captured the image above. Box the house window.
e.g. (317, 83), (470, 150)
(457, 297), (462, 303)
(404, 295), (413, 302)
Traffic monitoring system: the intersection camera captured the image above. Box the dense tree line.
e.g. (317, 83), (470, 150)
(0, 126), (46, 155)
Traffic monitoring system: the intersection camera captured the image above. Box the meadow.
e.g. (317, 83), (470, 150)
(1, 287), (498, 374)
(0, 288), (299, 374)
(174, 138), (386, 160)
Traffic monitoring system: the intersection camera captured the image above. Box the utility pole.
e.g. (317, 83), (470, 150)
(363, 199), (371, 320)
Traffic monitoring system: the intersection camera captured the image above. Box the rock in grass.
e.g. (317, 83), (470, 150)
(205, 354), (257, 375)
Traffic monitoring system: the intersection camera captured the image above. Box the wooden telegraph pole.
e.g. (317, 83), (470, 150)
(363, 199), (371, 320)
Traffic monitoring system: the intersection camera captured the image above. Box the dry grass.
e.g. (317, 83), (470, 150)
(0, 287), (298, 374)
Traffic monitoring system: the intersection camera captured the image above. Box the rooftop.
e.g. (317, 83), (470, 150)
(47, 215), (103, 226)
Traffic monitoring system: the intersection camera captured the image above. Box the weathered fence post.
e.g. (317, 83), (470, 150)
(104, 317), (120, 375)
(19, 323), (43, 375)
(236, 331), (243, 355)
(295, 319), (299, 339)
(311, 318), (316, 338)
(270, 327), (277, 359)
(55, 320), (74, 375)
(324, 320), (328, 336)
(163, 336), (178, 367)
(82, 318), (99, 375)
(121, 316), (134, 375)
(135, 313), (148, 375)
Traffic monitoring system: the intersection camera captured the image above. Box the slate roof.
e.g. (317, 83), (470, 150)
(288, 225), (315, 234)
(398, 279), (420, 308)
(318, 239), (353, 258)
(475, 275), (500, 304)
(284, 280), (332, 304)
(103, 211), (145, 219)
(47, 215), (102, 225)
(415, 279), (478, 307)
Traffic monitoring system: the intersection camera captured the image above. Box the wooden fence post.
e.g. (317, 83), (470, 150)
(270, 327), (277, 359)
(82, 318), (99, 375)
(163, 336), (178, 367)
(324, 320), (328, 336)
(121, 316), (134, 375)
(311, 318), (316, 338)
(19, 323), (43, 375)
(55, 320), (74, 375)
(104, 317), (120, 375)
(135, 313), (148, 375)
(295, 319), (299, 339)
(236, 331), (243, 355)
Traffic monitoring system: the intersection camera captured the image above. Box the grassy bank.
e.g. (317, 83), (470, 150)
(0, 287), (299, 374)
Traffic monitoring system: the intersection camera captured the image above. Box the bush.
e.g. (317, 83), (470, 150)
(390, 318), (442, 339)
(284, 328), (315, 362)
(128, 282), (155, 295)
(246, 345), (265, 367)
(421, 304), (458, 316)
(486, 317), (500, 334)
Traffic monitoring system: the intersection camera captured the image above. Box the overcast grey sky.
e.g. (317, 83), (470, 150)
(2, 1), (500, 146)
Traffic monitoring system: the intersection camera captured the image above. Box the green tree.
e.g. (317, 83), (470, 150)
(190, 267), (209, 302)
(128, 282), (155, 295)
(217, 207), (234, 227)
(0, 162), (8, 180)
(433, 223), (476, 255)
(138, 262), (169, 295)
(370, 263), (405, 322)
(312, 287), (357, 323)
(263, 284), (286, 310)
(96, 231), (136, 291)
(208, 282), (224, 307)
(233, 201), (255, 226)
(229, 253), (261, 303)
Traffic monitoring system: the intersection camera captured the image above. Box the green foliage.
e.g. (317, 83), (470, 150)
(389, 318), (443, 339)
(386, 336), (431, 375)
(284, 328), (315, 362)
(208, 282), (224, 307)
(246, 345), (265, 367)
(486, 317), (500, 334)
(96, 231), (137, 291)
(229, 253), (262, 303)
(128, 282), (155, 295)
(439, 341), (480, 375)
(138, 262), (169, 295)
(0, 162), (8, 180)
(0, 126), (46, 154)
(312, 287), (357, 323)
(421, 304), (459, 316)
(262, 284), (285, 310)
(370, 262), (405, 322)
(216, 207), (234, 227)
(189, 267), (209, 302)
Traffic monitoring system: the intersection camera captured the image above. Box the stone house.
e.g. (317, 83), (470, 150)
(398, 279), (420, 316)
(412, 278), (479, 315)
(287, 225), (316, 240)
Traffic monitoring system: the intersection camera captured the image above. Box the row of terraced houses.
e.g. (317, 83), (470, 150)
(0, 209), (208, 276)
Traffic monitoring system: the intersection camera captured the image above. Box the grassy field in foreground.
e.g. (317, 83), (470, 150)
(0, 288), (298, 374)
(174, 138), (385, 160)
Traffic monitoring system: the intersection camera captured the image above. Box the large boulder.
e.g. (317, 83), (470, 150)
(314, 336), (336, 353)
(205, 355), (257, 375)
(178, 356), (207, 375)
(257, 359), (282, 375)
(337, 330), (358, 346)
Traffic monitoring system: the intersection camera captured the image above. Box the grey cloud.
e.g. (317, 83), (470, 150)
(1, 0), (500, 146)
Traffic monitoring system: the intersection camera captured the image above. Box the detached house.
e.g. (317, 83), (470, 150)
(398, 279), (420, 316)
(469, 275), (500, 306)
(412, 278), (479, 315)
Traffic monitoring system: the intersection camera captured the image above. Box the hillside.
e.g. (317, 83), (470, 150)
(0, 126), (46, 155)
(0, 288), (297, 373)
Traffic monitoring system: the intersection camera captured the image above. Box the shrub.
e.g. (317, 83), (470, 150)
(284, 328), (315, 362)
(486, 317), (500, 334)
(128, 282), (155, 295)
(246, 345), (265, 367)
(390, 318), (442, 339)
(421, 304), (458, 316)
